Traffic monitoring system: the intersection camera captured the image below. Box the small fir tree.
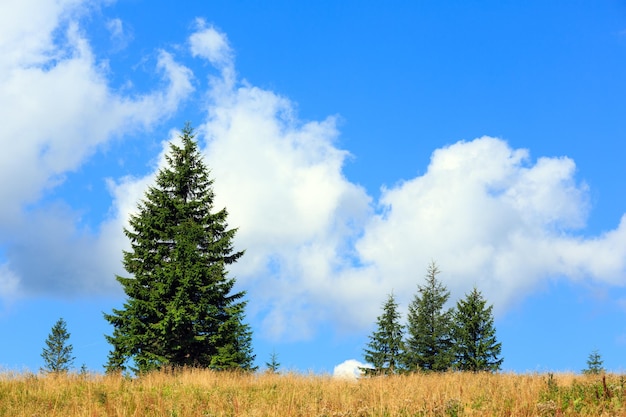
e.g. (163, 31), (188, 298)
(104, 124), (254, 373)
(452, 286), (503, 372)
(404, 261), (454, 372)
(362, 293), (405, 375)
(583, 349), (605, 374)
(41, 318), (75, 373)
(265, 350), (280, 373)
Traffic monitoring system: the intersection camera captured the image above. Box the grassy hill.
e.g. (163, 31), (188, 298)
(1, 369), (624, 416)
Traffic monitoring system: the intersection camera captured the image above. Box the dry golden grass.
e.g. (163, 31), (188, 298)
(1, 369), (625, 416)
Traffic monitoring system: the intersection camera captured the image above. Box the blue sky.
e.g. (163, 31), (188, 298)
(1, 0), (626, 376)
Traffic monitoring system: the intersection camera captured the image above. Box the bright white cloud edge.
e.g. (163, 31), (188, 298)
(333, 359), (369, 379)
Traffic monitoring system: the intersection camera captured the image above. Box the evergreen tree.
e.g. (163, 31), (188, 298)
(104, 124), (254, 373)
(41, 318), (75, 373)
(582, 349), (605, 374)
(265, 350), (280, 373)
(452, 286), (503, 372)
(362, 293), (405, 375)
(404, 261), (454, 372)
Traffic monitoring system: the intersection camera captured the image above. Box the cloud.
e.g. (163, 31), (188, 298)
(0, 5), (192, 212)
(3, 9), (626, 347)
(106, 18), (123, 39)
(354, 137), (623, 317)
(199, 65), (372, 340)
(106, 17), (132, 51)
(3, 203), (121, 296)
(0, 0), (83, 69)
(0, 1), (193, 298)
(333, 359), (368, 379)
(189, 19), (233, 67)
(102, 25), (626, 343)
(105, 25), (372, 340)
(189, 19), (235, 87)
(0, 264), (20, 310)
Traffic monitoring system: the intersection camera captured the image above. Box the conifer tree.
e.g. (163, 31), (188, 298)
(41, 318), (75, 373)
(582, 349), (605, 374)
(265, 350), (280, 373)
(452, 286), (503, 372)
(404, 261), (454, 371)
(104, 124), (254, 373)
(362, 293), (405, 375)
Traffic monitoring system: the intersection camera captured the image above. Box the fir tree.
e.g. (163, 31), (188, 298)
(104, 124), (254, 373)
(452, 286), (503, 372)
(362, 293), (405, 375)
(583, 349), (605, 374)
(404, 261), (454, 372)
(265, 350), (280, 373)
(41, 318), (75, 373)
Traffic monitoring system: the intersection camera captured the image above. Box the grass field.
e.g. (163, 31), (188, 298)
(1, 369), (625, 416)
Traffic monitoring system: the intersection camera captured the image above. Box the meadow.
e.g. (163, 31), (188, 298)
(1, 369), (625, 416)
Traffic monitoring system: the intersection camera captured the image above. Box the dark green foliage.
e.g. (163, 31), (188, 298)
(403, 261), (454, 372)
(104, 124), (254, 373)
(452, 286), (503, 372)
(41, 318), (75, 373)
(362, 293), (405, 375)
(265, 350), (280, 373)
(583, 349), (605, 375)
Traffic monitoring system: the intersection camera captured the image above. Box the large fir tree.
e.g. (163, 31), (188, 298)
(41, 318), (75, 373)
(104, 124), (254, 373)
(403, 261), (454, 372)
(362, 293), (405, 375)
(452, 286), (502, 372)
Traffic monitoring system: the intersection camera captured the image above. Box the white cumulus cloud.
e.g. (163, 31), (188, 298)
(104, 25), (626, 344)
(189, 19), (235, 88)
(3, 9), (626, 348)
(189, 19), (233, 66)
(106, 24), (372, 340)
(333, 359), (368, 379)
(0, 1), (193, 298)
(353, 137), (622, 319)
